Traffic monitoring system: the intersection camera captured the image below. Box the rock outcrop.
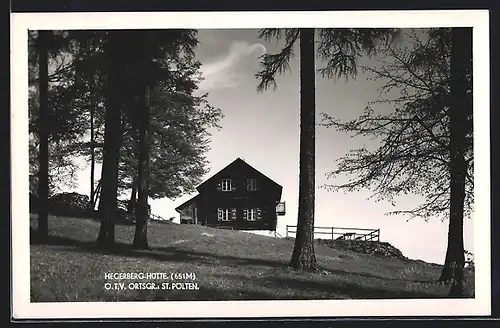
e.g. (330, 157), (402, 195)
(316, 239), (407, 260)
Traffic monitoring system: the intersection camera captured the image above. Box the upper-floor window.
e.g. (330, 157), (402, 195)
(246, 178), (257, 191)
(221, 179), (232, 191)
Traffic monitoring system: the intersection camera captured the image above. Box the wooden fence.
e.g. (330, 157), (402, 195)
(285, 225), (380, 242)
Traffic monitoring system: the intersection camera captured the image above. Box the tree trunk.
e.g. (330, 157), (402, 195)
(127, 115), (140, 216)
(128, 88), (141, 216)
(439, 27), (471, 298)
(132, 85), (151, 250)
(93, 179), (101, 211)
(89, 73), (96, 211)
(96, 106), (120, 249)
(96, 32), (123, 250)
(128, 178), (138, 214)
(36, 30), (50, 243)
(290, 28), (317, 270)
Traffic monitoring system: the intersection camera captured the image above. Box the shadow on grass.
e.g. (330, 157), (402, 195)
(208, 271), (444, 299)
(30, 230), (440, 283)
(31, 283), (277, 302)
(30, 231), (461, 299)
(112, 286), (279, 302)
(30, 228), (288, 267)
(30, 228), (139, 255)
(327, 268), (440, 284)
(261, 275), (437, 299)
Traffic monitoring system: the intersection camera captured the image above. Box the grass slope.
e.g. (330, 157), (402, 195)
(29, 215), (474, 302)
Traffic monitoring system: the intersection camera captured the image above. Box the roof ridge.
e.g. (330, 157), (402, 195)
(197, 157), (281, 190)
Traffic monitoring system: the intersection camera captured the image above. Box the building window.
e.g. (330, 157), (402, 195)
(217, 208), (230, 221)
(243, 208), (262, 221)
(249, 208), (257, 221)
(221, 179), (232, 191)
(246, 178), (257, 191)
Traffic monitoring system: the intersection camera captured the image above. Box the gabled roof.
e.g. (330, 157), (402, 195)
(174, 194), (199, 213)
(196, 157), (283, 191)
(175, 158), (283, 212)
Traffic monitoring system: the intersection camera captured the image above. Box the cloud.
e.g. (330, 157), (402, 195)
(198, 41), (267, 92)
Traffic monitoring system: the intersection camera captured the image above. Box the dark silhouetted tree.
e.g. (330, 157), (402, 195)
(320, 28), (472, 296)
(446, 27), (472, 297)
(96, 31), (127, 249)
(36, 30), (50, 242)
(256, 28), (398, 270)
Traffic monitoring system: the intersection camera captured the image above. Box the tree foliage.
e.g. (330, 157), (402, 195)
(28, 29), (221, 205)
(117, 58), (222, 200)
(28, 30), (89, 201)
(256, 28), (399, 91)
(256, 28), (398, 270)
(320, 28), (473, 222)
(28, 29), (223, 250)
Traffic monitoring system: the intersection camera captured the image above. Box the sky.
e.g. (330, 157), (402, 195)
(66, 28), (474, 265)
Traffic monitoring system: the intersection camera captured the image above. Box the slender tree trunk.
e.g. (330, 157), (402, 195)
(127, 117), (141, 216)
(127, 87), (141, 216)
(128, 176), (138, 214)
(439, 27), (471, 298)
(93, 179), (101, 210)
(36, 30), (50, 243)
(132, 85), (151, 250)
(89, 74), (96, 211)
(96, 33), (123, 249)
(290, 28), (317, 270)
(96, 104), (121, 248)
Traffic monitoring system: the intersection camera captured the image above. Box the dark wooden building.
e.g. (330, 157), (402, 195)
(175, 158), (285, 231)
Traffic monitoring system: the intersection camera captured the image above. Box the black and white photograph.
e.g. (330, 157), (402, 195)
(11, 10), (490, 319)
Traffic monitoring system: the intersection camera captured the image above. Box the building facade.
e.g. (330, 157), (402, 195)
(175, 158), (284, 231)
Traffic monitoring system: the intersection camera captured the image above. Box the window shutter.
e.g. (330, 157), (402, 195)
(231, 208), (237, 220)
(217, 182), (222, 191)
(242, 208), (248, 220)
(243, 179), (247, 191)
(257, 208), (262, 220)
(231, 180), (236, 191)
(217, 209), (222, 220)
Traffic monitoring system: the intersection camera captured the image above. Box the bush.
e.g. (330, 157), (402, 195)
(35, 192), (152, 225)
(116, 200), (134, 225)
(48, 192), (91, 217)
(115, 199), (151, 225)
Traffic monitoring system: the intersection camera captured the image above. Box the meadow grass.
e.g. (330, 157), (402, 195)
(29, 214), (474, 302)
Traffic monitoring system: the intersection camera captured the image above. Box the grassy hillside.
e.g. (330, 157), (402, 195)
(29, 215), (474, 302)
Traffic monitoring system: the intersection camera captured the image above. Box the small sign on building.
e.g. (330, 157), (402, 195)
(276, 202), (286, 216)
